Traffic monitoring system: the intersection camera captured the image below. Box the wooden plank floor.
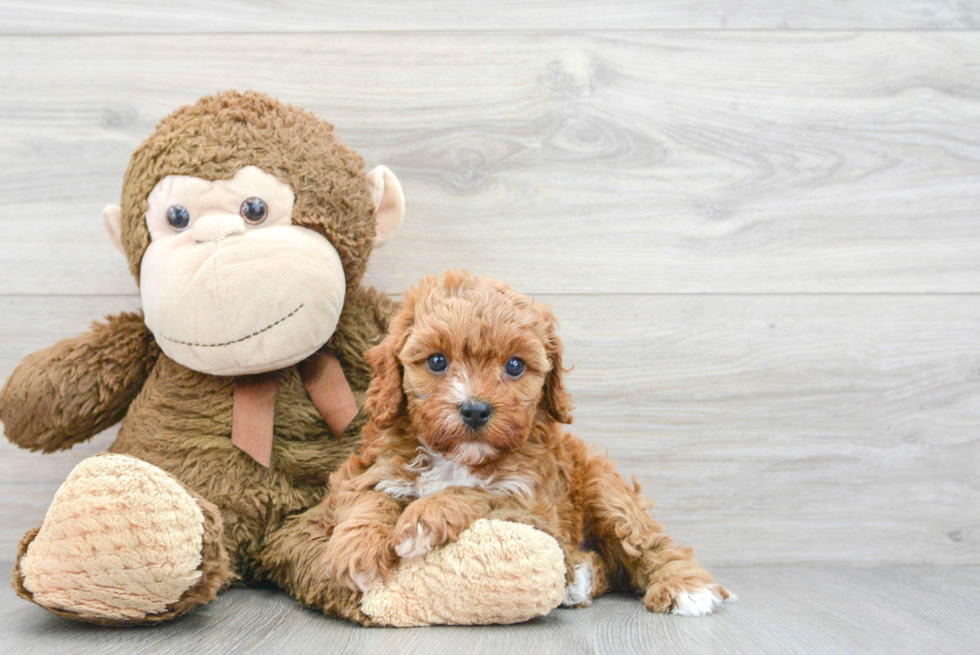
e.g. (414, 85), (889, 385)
(3, 33), (980, 295)
(2, 0), (978, 32)
(2, 565), (978, 655)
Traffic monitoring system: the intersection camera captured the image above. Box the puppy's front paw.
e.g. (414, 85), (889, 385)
(668, 584), (735, 617)
(345, 548), (398, 593)
(392, 496), (480, 559)
(393, 520), (440, 559)
(324, 526), (398, 593)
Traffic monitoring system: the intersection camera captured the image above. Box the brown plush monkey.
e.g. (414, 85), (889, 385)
(0, 91), (567, 626)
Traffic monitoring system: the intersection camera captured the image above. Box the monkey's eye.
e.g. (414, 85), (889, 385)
(505, 357), (526, 378)
(240, 197), (268, 224)
(166, 205), (191, 231)
(426, 353), (448, 373)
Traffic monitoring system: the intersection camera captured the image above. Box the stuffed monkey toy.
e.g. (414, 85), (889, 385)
(0, 91), (567, 626)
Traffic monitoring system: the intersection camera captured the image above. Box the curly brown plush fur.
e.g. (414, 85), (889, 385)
(119, 91), (377, 291)
(0, 91), (394, 624)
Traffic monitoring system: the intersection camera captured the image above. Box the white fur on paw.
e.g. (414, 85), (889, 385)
(671, 584), (730, 617)
(352, 569), (379, 593)
(561, 562), (593, 606)
(394, 522), (437, 559)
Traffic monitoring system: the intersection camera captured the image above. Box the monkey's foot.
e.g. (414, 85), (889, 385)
(359, 519), (566, 626)
(14, 454), (232, 625)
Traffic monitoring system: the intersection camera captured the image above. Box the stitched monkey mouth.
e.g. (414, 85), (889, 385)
(159, 303), (304, 348)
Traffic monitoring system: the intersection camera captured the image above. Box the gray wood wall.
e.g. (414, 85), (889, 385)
(0, 1), (977, 567)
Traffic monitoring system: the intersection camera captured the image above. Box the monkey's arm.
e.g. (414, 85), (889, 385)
(0, 311), (159, 452)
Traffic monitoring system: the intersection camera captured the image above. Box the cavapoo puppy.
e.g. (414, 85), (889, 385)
(321, 270), (733, 616)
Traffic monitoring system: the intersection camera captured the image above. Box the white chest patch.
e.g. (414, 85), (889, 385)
(375, 448), (534, 500)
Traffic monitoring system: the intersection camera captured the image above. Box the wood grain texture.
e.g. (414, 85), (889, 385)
(2, 32), (980, 295)
(1, 1), (978, 33)
(1, 564), (978, 655)
(2, 294), (977, 565)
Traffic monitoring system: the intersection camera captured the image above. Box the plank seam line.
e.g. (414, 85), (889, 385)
(1, 292), (979, 299)
(1, 29), (980, 38)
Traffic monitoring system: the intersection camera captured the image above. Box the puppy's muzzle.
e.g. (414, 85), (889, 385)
(459, 399), (493, 430)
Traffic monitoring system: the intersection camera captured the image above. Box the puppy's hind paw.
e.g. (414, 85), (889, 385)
(670, 584), (734, 617)
(561, 562), (594, 607)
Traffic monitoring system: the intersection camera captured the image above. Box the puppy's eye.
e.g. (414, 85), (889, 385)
(240, 197), (268, 224)
(505, 357), (526, 377)
(426, 353), (448, 373)
(167, 205), (191, 231)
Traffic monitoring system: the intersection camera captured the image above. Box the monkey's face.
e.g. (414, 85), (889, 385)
(139, 166), (347, 376)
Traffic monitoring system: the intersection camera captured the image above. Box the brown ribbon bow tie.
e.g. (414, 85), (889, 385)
(230, 351), (358, 467)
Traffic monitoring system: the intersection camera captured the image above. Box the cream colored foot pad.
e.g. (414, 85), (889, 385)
(20, 454), (205, 620)
(360, 518), (566, 627)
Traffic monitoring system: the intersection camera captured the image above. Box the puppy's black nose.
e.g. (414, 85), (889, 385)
(460, 400), (493, 430)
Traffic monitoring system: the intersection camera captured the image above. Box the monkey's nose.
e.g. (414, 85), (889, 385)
(459, 400), (493, 430)
(192, 214), (247, 243)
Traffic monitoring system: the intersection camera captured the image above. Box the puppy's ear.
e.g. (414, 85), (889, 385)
(540, 307), (574, 424)
(364, 300), (414, 429)
(364, 333), (405, 429)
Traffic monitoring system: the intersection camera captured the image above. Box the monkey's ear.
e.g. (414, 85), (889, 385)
(102, 205), (126, 256)
(365, 165), (405, 248)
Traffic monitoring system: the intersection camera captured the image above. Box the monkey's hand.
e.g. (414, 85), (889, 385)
(0, 311), (159, 452)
